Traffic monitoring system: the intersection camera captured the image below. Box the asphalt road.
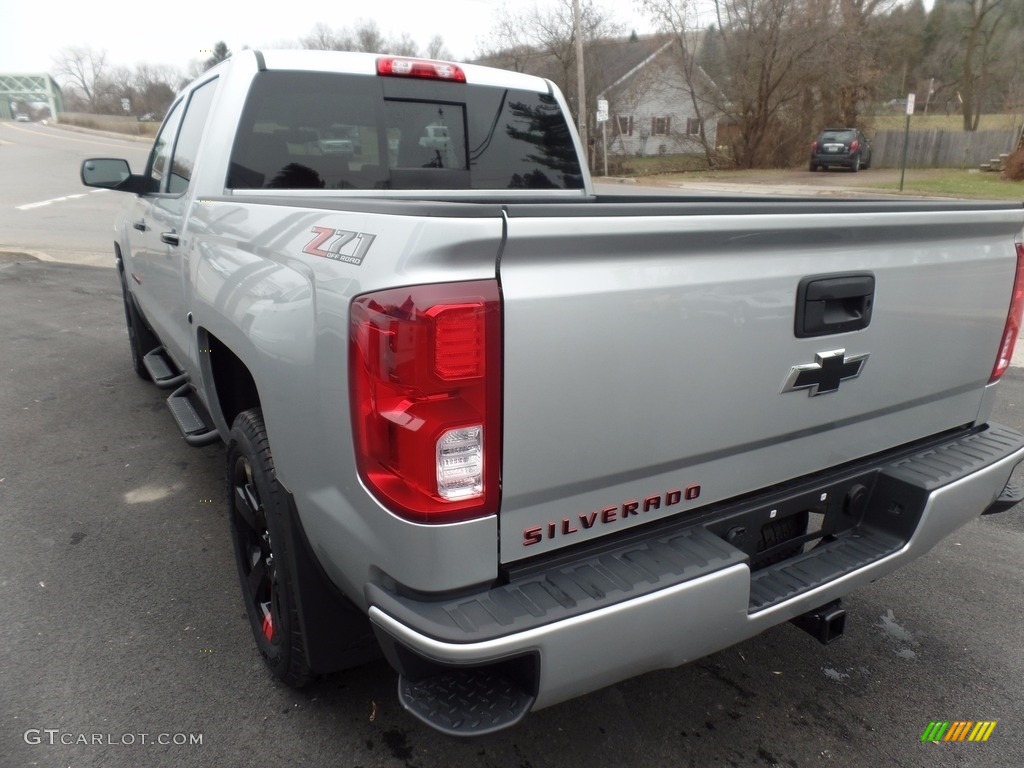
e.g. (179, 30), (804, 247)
(2, 121), (1024, 768)
(0, 121), (149, 266)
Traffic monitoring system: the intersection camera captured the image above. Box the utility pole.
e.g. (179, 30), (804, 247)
(574, 0), (588, 168)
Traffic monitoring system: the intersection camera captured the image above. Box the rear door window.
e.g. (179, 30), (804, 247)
(167, 78), (218, 194)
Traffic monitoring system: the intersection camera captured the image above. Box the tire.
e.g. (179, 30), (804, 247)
(228, 408), (314, 688)
(850, 156), (861, 173)
(809, 161), (817, 172)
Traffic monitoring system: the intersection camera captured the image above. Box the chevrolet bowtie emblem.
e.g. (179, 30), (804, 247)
(781, 349), (868, 396)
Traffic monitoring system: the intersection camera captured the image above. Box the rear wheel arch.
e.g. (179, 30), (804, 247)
(198, 330), (261, 434)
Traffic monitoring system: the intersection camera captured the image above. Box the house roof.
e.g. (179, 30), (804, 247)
(587, 35), (677, 99)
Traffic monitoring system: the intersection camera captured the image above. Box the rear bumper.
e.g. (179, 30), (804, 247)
(811, 152), (860, 167)
(368, 424), (1024, 714)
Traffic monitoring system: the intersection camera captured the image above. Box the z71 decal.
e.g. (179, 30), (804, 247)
(302, 226), (376, 265)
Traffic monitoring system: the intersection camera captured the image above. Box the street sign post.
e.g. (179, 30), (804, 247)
(597, 99), (609, 177)
(899, 93), (915, 192)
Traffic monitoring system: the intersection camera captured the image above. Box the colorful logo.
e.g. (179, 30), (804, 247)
(920, 721), (997, 742)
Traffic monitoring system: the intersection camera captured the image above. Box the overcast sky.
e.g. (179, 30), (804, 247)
(1, 0), (933, 80)
(0, 0), (669, 76)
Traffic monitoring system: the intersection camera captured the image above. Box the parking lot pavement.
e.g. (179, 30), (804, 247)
(2, 254), (1023, 768)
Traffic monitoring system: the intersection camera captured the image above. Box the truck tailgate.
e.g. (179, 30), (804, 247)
(497, 200), (1024, 562)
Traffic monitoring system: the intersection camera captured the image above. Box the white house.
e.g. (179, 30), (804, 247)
(478, 33), (721, 160)
(592, 35), (720, 158)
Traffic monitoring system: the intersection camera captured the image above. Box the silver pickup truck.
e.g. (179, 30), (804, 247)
(82, 50), (1024, 736)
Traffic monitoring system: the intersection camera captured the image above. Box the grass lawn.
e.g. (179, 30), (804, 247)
(603, 153), (710, 175)
(628, 167), (1024, 201)
(871, 170), (1024, 200)
(867, 112), (1022, 132)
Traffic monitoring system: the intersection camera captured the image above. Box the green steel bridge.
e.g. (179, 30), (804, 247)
(1, 73), (64, 119)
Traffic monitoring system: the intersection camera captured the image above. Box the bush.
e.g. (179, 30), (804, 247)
(1001, 146), (1024, 181)
(604, 153), (711, 177)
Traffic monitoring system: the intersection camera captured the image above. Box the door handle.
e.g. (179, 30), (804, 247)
(161, 231), (180, 247)
(133, 220), (148, 232)
(795, 273), (874, 338)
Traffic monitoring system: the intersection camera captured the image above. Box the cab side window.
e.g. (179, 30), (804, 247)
(167, 79), (218, 195)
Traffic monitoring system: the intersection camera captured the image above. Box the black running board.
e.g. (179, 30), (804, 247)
(167, 384), (220, 447)
(142, 346), (188, 389)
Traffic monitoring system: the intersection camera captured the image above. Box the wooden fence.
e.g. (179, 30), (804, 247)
(870, 127), (1022, 169)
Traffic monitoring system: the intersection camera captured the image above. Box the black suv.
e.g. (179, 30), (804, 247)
(810, 128), (872, 172)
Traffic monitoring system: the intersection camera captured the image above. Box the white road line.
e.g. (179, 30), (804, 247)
(15, 189), (108, 211)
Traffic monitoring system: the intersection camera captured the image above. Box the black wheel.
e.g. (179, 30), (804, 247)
(228, 408), (313, 688)
(850, 156), (861, 173)
(809, 161), (818, 172)
(118, 269), (158, 380)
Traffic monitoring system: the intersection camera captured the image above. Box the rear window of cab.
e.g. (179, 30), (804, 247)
(227, 70), (584, 191)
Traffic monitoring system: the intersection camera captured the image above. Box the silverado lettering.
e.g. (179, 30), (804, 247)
(522, 488), (697, 546)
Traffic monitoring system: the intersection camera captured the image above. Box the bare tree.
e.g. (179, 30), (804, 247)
(102, 65), (136, 114)
(477, 9), (542, 72)
(388, 33), (420, 57)
(52, 46), (111, 112)
(297, 21), (445, 57)
(705, 0), (834, 167)
(958, 0), (1008, 130)
(479, 1), (622, 128)
(354, 20), (388, 53)
(301, 22), (352, 51)
(204, 41), (231, 71)
(133, 64), (181, 117)
(829, 0), (892, 127)
(642, 0), (897, 167)
(425, 35), (453, 60)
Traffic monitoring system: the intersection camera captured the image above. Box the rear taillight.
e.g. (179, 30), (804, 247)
(811, 140), (819, 153)
(350, 280), (501, 522)
(377, 56), (467, 83)
(990, 242), (1024, 383)
(849, 140), (859, 153)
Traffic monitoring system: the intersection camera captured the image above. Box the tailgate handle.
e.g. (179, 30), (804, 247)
(795, 273), (874, 338)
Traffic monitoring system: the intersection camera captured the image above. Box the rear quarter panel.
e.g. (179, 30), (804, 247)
(185, 198), (506, 601)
